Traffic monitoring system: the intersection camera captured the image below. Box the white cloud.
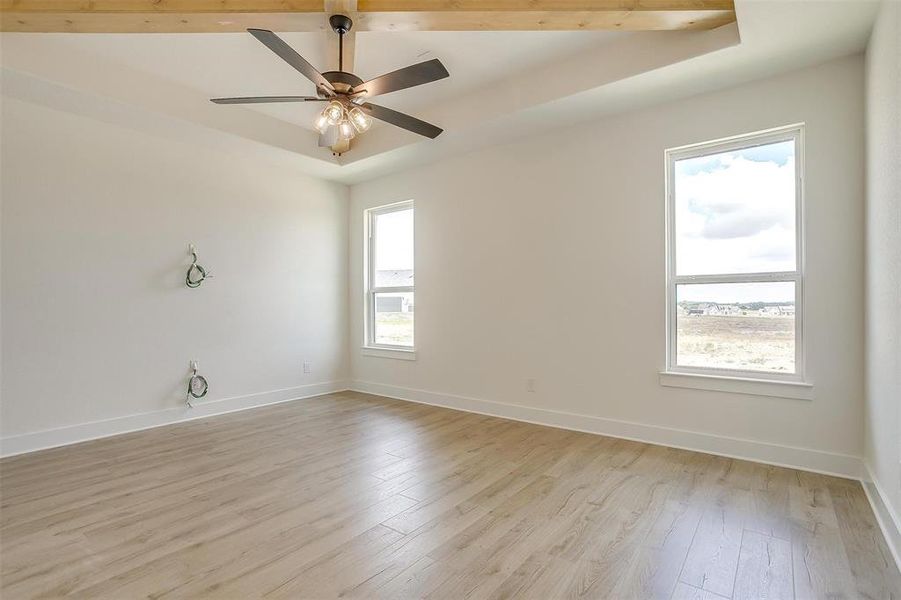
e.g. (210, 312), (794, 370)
(675, 153), (796, 275)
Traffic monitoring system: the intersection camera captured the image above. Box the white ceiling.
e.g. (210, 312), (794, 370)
(6, 29), (623, 133)
(0, 1), (881, 184)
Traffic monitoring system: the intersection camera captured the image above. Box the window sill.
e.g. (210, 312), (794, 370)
(659, 371), (813, 400)
(361, 347), (416, 361)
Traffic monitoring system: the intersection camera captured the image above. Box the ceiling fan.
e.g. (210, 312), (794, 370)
(211, 15), (449, 155)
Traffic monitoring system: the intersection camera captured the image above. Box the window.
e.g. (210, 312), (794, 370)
(665, 126), (804, 381)
(365, 201), (414, 351)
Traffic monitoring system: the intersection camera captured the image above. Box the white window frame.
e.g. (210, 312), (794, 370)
(664, 124), (806, 384)
(364, 200), (415, 355)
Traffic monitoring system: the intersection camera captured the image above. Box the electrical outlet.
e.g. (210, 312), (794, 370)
(303, 361), (312, 374)
(526, 378), (536, 393)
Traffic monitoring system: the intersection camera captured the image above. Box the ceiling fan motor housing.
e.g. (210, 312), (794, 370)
(319, 71), (364, 96)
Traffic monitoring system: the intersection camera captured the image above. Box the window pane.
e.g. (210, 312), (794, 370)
(676, 282), (795, 373)
(674, 139), (796, 276)
(374, 292), (414, 347)
(374, 207), (413, 288)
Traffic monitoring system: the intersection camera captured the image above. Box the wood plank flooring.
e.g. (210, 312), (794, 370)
(1, 391), (899, 599)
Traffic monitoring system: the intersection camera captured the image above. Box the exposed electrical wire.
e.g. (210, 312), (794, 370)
(186, 244), (210, 288)
(186, 361), (208, 408)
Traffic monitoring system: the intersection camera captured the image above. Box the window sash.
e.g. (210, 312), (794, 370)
(365, 200), (414, 350)
(672, 272), (800, 285)
(665, 124), (805, 382)
(666, 276), (802, 381)
(367, 290), (415, 349)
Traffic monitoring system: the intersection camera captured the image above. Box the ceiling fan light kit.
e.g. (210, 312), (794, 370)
(210, 15), (449, 157)
(348, 107), (372, 133)
(324, 100), (345, 126)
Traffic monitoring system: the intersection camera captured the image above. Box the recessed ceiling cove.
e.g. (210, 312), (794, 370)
(1, 2), (881, 183)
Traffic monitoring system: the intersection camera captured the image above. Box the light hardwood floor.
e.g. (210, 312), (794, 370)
(1, 391), (899, 599)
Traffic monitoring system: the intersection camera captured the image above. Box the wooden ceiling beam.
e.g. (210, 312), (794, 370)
(357, 1), (735, 10)
(0, 0), (736, 11)
(1, 0), (736, 32)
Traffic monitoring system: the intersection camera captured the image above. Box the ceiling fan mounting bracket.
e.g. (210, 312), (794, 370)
(329, 14), (353, 36)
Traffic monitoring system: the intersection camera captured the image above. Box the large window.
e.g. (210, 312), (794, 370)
(366, 201), (414, 350)
(666, 126), (804, 381)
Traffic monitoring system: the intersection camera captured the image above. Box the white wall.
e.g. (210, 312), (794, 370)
(349, 55), (866, 476)
(0, 49), (872, 480)
(0, 91), (349, 448)
(864, 0), (901, 549)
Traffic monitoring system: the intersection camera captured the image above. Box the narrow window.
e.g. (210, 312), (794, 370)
(366, 201), (414, 349)
(666, 126), (804, 380)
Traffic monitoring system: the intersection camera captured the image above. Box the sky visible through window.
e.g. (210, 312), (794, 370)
(675, 140), (796, 304)
(374, 208), (413, 272)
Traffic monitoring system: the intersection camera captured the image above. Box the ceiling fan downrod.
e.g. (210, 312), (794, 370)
(329, 14), (353, 73)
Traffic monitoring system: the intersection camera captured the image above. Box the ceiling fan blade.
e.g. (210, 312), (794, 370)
(361, 103), (443, 139)
(211, 96), (325, 104)
(247, 29), (335, 94)
(353, 59), (449, 98)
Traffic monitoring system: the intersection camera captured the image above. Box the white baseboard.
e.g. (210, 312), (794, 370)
(2, 378), (865, 483)
(349, 380), (863, 480)
(0, 381), (349, 458)
(862, 463), (901, 573)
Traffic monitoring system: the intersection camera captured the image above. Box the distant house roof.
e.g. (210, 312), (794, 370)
(376, 269), (413, 287)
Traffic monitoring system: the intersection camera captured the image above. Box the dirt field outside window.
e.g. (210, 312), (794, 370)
(676, 313), (795, 373)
